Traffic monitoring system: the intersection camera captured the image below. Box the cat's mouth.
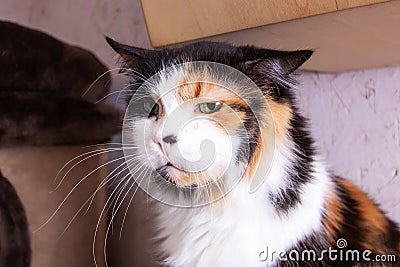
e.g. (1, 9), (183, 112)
(156, 162), (199, 188)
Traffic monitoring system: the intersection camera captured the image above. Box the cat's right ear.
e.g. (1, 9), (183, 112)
(105, 37), (149, 70)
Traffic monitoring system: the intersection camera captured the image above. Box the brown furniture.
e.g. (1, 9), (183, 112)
(0, 21), (122, 267)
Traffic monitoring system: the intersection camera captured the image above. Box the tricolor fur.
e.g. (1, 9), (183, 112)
(107, 38), (400, 266)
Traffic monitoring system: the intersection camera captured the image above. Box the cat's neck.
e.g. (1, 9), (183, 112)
(155, 151), (331, 267)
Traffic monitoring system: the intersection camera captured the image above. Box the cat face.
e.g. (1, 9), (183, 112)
(135, 81), (239, 188)
(125, 63), (255, 194)
(107, 38), (312, 205)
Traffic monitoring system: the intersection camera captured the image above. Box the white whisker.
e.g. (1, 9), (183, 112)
(96, 165), (149, 267)
(81, 68), (130, 98)
(118, 168), (151, 239)
(53, 147), (126, 189)
(35, 153), (137, 233)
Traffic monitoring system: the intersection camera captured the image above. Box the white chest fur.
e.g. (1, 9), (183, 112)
(155, 162), (330, 267)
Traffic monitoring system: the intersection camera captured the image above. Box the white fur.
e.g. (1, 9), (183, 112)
(155, 150), (331, 266)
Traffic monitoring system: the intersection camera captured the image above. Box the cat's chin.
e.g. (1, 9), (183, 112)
(156, 162), (215, 189)
(156, 163), (198, 189)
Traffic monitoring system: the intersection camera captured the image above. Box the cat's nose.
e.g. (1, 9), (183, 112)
(163, 135), (178, 144)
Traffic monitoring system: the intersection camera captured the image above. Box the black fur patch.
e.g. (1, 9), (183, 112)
(268, 108), (316, 213)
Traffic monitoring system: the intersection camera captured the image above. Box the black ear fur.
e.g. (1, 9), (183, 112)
(105, 37), (150, 69)
(269, 50), (313, 75)
(243, 48), (313, 75)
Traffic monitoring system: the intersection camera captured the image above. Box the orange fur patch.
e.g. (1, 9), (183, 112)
(323, 185), (345, 242)
(176, 76), (293, 186)
(266, 98), (292, 138)
(178, 81), (202, 101)
(168, 167), (227, 204)
(178, 79), (247, 107)
(168, 164), (224, 187)
(338, 178), (388, 251)
(239, 97), (292, 182)
(178, 79), (248, 136)
(174, 172), (201, 187)
(200, 87), (247, 108)
(211, 108), (246, 134)
(339, 179), (387, 231)
(244, 135), (263, 182)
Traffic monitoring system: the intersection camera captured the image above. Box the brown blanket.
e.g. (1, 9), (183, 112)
(0, 171), (30, 267)
(0, 21), (122, 148)
(0, 92), (122, 147)
(0, 21), (110, 102)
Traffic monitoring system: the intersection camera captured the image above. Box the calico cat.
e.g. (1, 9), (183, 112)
(106, 37), (400, 267)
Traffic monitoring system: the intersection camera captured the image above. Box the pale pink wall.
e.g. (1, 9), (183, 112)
(296, 69), (400, 222)
(0, 0), (34, 25)
(1, 0), (399, 250)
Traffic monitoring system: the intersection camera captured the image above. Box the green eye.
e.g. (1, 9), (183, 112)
(143, 102), (160, 117)
(199, 102), (223, 114)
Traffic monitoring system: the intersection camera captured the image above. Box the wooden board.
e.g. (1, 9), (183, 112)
(206, 1), (400, 72)
(141, 0), (388, 47)
(141, 0), (400, 72)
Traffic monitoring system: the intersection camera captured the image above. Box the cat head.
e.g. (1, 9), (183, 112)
(107, 38), (312, 206)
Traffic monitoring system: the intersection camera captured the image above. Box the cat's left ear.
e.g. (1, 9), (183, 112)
(269, 50), (313, 74)
(105, 36), (150, 69)
(244, 49), (313, 75)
